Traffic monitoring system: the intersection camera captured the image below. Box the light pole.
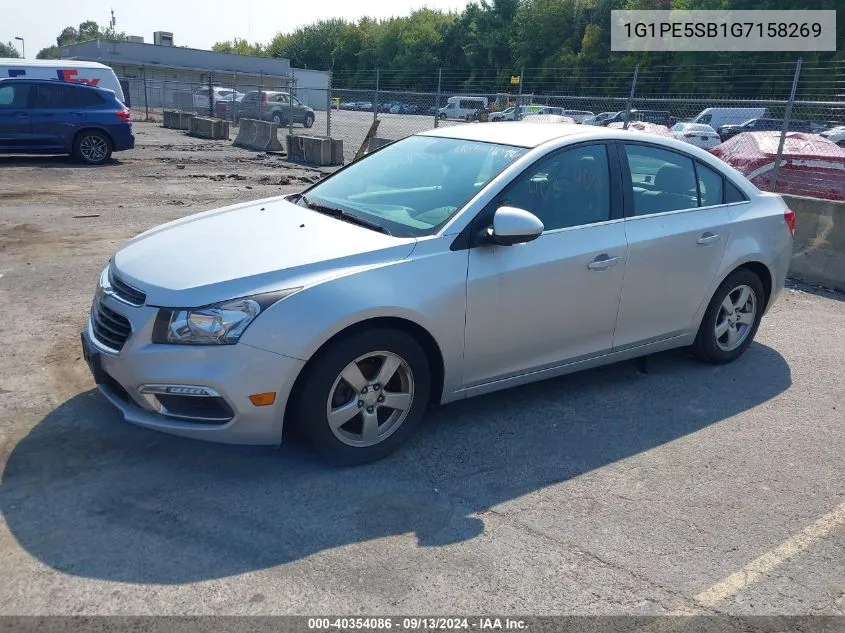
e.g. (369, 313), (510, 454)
(14, 36), (24, 58)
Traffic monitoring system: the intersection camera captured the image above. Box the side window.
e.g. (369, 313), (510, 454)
(500, 144), (611, 231)
(725, 180), (748, 203)
(33, 85), (65, 109)
(696, 162), (724, 207)
(0, 83), (30, 107)
(624, 144), (698, 216)
(698, 113), (712, 125)
(65, 86), (103, 108)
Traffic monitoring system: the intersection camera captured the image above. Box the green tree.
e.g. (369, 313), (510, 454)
(0, 41), (21, 58)
(36, 21), (126, 59)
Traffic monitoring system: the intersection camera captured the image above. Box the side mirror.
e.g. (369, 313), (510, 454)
(484, 206), (544, 246)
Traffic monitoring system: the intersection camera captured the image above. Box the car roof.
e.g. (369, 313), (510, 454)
(0, 77), (109, 92)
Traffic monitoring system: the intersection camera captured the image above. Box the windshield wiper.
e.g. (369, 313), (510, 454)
(301, 196), (392, 235)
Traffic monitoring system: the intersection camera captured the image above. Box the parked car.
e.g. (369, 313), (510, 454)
(820, 125), (845, 146)
(671, 122), (721, 149)
(520, 114), (576, 124)
(489, 105), (545, 122)
(691, 107), (769, 130)
(583, 111), (620, 126)
(82, 123), (792, 464)
(235, 90), (315, 128)
(0, 78), (134, 165)
(718, 118), (812, 142)
(0, 58), (126, 104)
(356, 101), (374, 112)
(193, 86), (239, 112)
(340, 101), (357, 110)
(711, 131), (845, 201)
(438, 96), (488, 120)
(604, 109), (673, 127)
(560, 109), (595, 123)
(608, 121), (673, 138)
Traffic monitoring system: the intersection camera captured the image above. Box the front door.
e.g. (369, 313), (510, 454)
(613, 142), (732, 350)
(0, 82), (32, 148)
(463, 143), (628, 387)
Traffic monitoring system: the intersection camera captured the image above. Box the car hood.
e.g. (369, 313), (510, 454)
(112, 195), (416, 307)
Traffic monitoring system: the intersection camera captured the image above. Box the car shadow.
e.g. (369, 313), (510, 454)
(0, 155), (124, 168)
(0, 344), (791, 584)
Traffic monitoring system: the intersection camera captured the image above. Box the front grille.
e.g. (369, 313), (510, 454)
(108, 269), (146, 306)
(91, 299), (132, 351)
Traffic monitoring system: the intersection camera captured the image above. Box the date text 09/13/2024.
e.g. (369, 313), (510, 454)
(307, 617), (528, 630)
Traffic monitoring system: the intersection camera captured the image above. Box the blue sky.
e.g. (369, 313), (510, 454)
(5, 0), (472, 59)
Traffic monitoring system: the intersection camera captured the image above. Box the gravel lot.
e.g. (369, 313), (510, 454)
(0, 123), (843, 616)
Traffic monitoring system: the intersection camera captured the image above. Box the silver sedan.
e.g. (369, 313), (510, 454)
(82, 123), (795, 464)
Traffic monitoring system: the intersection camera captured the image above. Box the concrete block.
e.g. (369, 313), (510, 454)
(784, 194), (845, 291)
(286, 135), (344, 166)
(233, 118), (283, 152)
(162, 110), (193, 131)
(188, 116), (229, 140)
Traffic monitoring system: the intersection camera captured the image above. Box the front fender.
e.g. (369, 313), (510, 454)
(240, 240), (470, 400)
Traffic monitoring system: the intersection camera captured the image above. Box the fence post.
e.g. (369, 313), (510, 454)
(770, 58), (802, 193)
(374, 68), (380, 122)
(434, 68), (442, 128)
(516, 66), (524, 120)
(208, 70), (214, 117)
(623, 65), (639, 130)
(142, 66), (149, 121)
(327, 72), (332, 137)
(289, 74), (295, 137)
(233, 71), (238, 123)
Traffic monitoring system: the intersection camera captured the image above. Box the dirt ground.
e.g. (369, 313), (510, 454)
(0, 124), (843, 617)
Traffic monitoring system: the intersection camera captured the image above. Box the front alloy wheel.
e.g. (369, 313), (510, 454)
(327, 352), (414, 447)
(295, 328), (430, 465)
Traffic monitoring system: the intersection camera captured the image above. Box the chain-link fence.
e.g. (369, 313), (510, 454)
(122, 59), (844, 200)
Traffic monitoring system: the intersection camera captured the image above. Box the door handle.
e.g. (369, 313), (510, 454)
(697, 232), (720, 246)
(587, 254), (620, 270)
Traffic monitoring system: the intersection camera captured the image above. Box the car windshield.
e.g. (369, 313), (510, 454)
(300, 135), (528, 237)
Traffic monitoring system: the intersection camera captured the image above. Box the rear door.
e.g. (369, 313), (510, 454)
(30, 83), (93, 150)
(613, 142), (732, 350)
(0, 82), (32, 147)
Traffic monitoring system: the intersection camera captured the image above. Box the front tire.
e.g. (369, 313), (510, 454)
(692, 269), (765, 364)
(304, 113), (314, 128)
(73, 130), (112, 165)
(295, 328), (431, 466)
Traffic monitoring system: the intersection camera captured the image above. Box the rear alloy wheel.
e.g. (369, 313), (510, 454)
(272, 112), (284, 127)
(295, 328), (430, 465)
(74, 131), (112, 165)
(304, 113), (315, 128)
(692, 269), (765, 364)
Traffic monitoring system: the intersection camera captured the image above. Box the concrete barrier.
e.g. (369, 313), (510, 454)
(188, 117), (229, 140)
(286, 135), (343, 166)
(368, 137), (393, 151)
(162, 110), (193, 131)
(784, 194), (845, 291)
(233, 118), (284, 152)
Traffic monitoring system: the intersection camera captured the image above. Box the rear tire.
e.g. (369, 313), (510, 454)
(692, 269), (765, 364)
(295, 328), (431, 466)
(272, 112), (283, 127)
(73, 130), (112, 165)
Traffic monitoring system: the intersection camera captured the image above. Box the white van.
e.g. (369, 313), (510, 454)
(691, 107), (768, 129)
(439, 96), (488, 120)
(0, 59), (125, 103)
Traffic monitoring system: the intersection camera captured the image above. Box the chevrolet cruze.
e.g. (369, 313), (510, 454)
(82, 123), (795, 464)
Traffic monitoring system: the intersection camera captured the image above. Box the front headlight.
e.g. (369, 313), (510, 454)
(152, 289), (299, 345)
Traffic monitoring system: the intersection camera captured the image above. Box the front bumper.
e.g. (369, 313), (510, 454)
(82, 294), (305, 445)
